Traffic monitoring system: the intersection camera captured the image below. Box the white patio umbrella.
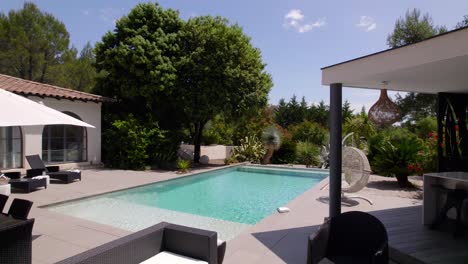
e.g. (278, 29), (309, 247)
(0, 88), (94, 128)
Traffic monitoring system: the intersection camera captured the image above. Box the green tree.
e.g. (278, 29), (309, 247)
(274, 95), (308, 128)
(387, 9), (447, 123)
(308, 101), (329, 127)
(176, 16), (272, 163)
(341, 100), (353, 123)
(387, 8), (447, 48)
(0, 2), (70, 83)
(290, 121), (327, 146)
(343, 111), (376, 151)
(93, 3), (184, 167)
(456, 15), (468, 29)
(51, 42), (97, 91)
(94, 2), (183, 121)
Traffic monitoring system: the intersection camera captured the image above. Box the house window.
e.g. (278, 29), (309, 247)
(0, 126), (22, 169)
(42, 112), (87, 163)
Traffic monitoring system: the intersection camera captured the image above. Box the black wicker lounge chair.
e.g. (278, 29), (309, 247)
(4, 171), (47, 193)
(0, 194), (8, 213)
(307, 211), (389, 264)
(8, 199), (33, 220)
(0, 217), (35, 264)
(56, 222), (226, 264)
(26, 155), (81, 184)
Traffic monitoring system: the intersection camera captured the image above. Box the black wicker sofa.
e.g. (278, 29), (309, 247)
(56, 222), (226, 264)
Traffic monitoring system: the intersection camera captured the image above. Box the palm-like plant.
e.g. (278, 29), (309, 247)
(262, 126), (281, 164)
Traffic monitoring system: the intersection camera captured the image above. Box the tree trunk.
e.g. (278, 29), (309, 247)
(193, 121), (205, 164)
(396, 175), (412, 188)
(262, 146), (274, 164)
(28, 54), (34, 80)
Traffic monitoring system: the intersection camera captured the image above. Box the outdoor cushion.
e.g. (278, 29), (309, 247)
(140, 251), (208, 264)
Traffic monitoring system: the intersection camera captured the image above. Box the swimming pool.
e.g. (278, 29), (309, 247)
(47, 165), (327, 240)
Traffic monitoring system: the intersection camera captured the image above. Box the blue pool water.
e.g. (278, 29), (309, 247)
(48, 166), (327, 239)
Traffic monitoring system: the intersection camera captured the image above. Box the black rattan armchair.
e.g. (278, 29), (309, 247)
(8, 199), (33, 220)
(56, 222), (226, 264)
(0, 218), (35, 264)
(307, 211), (388, 264)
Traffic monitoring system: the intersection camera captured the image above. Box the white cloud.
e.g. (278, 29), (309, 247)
(356, 16), (377, 32)
(81, 10), (90, 16)
(285, 9), (304, 21)
(284, 9), (325, 33)
(99, 7), (126, 25)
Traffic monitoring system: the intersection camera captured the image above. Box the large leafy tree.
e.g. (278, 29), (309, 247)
(387, 9), (447, 123)
(0, 2), (70, 83)
(176, 16), (272, 163)
(94, 2), (183, 121)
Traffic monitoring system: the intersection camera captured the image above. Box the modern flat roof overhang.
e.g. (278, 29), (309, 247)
(321, 26), (468, 94)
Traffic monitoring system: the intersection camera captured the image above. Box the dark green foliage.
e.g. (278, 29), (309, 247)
(295, 141), (320, 167)
(410, 116), (437, 139)
(175, 15), (272, 162)
(343, 111), (376, 150)
(387, 8), (447, 48)
(102, 116), (166, 170)
(274, 96), (308, 128)
(51, 42), (97, 92)
(272, 138), (297, 164)
(0, 2), (70, 82)
(395, 92), (437, 123)
(290, 121), (327, 146)
(309, 101), (330, 128)
(202, 115), (234, 145)
(274, 96), (351, 129)
(369, 128), (423, 186)
(0, 3), (96, 91)
(94, 2), (183, 120)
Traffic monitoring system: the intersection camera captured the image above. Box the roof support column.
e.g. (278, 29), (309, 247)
(329, 83), (342, 218)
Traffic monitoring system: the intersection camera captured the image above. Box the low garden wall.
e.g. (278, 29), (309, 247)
(179, 144), (235, 164)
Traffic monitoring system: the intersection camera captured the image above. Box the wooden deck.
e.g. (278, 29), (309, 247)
(371, 206), (468, 264)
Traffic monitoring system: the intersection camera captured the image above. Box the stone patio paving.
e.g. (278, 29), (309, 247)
(5, 166), (422, 264)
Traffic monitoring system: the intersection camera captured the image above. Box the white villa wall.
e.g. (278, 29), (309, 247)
(180, 144), (234, 163)
(20, 96), (102, 169)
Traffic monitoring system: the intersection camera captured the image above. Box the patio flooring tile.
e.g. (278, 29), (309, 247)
(7, 166), (428, 263)
(32, 235), (87, 264)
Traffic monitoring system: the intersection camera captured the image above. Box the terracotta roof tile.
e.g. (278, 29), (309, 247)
(0, 74), (113, 103)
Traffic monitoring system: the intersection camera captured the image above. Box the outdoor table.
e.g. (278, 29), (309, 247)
(423, 171), (468, 225)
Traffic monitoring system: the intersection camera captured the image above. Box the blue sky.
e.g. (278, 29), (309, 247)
(2, 0), (468, 111)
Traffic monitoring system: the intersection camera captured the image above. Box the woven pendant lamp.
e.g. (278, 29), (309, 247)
(368, 82), (401, 127)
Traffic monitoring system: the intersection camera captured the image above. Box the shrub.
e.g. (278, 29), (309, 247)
(412, 117), (437, 139)
(370, 128), (423, 187)
(295, 141), (320, 167)
(343, 114), (376, 151)
(272, 138), (297, 164)
(290, 121), (327, 146)
(231, 136), (266, 163)
(202, 115), (234, 145)
(417, 131), (438, 173)
(176, 159), (191, 172)
(102, 115), (165, 170)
